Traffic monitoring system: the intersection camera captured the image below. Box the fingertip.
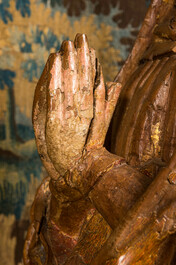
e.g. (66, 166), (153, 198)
(49, 53), (61, 79)
(114, 82), (122, 97)
(60, 40), (75, 53)
(44, 52), (57, 73)
(60, 41), (76, 70)
(115, 82), (122, 90)
(74, 33), (82, 46)
(97, 64), (104, 85)
(74, 33), (89, 49)
(106, 82), (122, 97)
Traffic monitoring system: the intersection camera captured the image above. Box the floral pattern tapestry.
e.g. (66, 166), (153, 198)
(0, 0), (149, 264)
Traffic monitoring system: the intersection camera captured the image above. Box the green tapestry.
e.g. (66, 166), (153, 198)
(0, 0), (149, 264)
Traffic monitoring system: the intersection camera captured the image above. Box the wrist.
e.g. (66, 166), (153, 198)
(64, 147), (126, 195)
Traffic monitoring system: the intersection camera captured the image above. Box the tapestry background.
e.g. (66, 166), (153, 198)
(0, 0), (149, 264)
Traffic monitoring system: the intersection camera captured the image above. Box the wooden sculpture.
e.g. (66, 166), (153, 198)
(23, 0), (176, 264)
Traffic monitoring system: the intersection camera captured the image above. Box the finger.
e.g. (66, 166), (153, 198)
(46, 44), (78, 174)
(74, 34), (94, 119)
(94, 63), (106, 120)
(47, 52), (65, 122)
(105, 82), (122, 126)
(60, 40), (78, 120)
(32, 53), (60, 180)
(90, 48), (96, 80)
(86, 64), (106, 149)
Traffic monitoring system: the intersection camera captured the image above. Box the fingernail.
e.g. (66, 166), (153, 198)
(74, 33), (88, 48)
(60, 40), (75, 53)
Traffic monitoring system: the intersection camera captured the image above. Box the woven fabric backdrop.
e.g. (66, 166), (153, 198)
(0, 0), (149, 264)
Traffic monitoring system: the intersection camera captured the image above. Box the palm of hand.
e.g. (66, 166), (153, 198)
(33, 34), (121, 177)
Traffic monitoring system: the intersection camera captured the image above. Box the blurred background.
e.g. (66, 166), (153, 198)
(0, 0), (149, 264)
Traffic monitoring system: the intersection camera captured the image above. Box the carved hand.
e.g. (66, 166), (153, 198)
(33, 34), (121, 178)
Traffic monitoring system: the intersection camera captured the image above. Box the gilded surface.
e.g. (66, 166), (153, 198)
(73, 212), (111, 263)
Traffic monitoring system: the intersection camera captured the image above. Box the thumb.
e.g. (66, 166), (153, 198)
(105, 82), (122, 127)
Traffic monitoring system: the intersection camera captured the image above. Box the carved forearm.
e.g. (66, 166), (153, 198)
(90, 153), (176, 265)
(88, 161), (153, 229)
(64, 147), (125, 195)
(58, 146), (154, 230)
